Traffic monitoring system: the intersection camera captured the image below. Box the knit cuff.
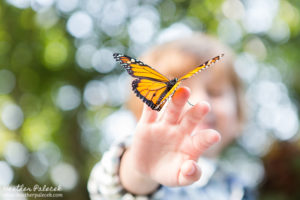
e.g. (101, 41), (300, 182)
(88, 136), (160, 200)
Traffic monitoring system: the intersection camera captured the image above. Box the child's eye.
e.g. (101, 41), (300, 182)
(207, 88), (223, 97)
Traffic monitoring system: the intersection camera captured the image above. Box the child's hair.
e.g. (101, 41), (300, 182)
(126, 33), (245, 125)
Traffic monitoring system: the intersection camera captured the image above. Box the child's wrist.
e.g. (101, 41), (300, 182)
(120, 148), (160, 195)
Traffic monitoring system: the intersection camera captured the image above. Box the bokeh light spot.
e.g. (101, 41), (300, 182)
(128, 17), (155, 44)
(55, 85), (81, 111)
(222, 0), (245, 20)
(218, 19), (242, 44)
(234, 53), (258, 83)
(75, 44), (97, 70)
(22, 107), (62, 150)
(50, 162), (78, 190)
(273, 105), (298, 140)
(6, 0), (30, 9)
(36, 8), (59, 29)
(32, 0), (54, 10)
(1, 103), (24, 130)
(242, 0), (279, 33)
(38, 142), (61, 166)
(102, 74), (131, 106)
(67, 11), (93, 38)
(91, 48), (115, 73)
(268, 19), (290, 43)
(100, 109), (136, 148)
(44, 42), (68, 70)
(244, 37), (267, 60)
(83, 80), (108, 108)
(4, 141), (29, 167)
(56, 0), (78, 13)
(0, 161), (14, 186)
(101, 1), (128, 27)
(27, 152), (48, 178)
(86, 0), (104, 16)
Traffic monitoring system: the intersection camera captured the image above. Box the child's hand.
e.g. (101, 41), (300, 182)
(120, 87), (221, 194)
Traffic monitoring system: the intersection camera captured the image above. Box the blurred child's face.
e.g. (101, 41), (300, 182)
(182, 60), (240, 157)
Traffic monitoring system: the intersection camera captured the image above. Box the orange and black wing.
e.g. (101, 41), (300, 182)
(132, 79), (167, 111)
(113, 53), (170, 82)
(113, 53), (176, 111)
(178, 54), (224, 82)
(132, 78), (181, 111)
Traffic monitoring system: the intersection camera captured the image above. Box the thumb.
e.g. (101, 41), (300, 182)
(178, 160), (201, 186)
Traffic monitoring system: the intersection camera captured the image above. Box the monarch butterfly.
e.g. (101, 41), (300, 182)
(113, 53), (224, 111)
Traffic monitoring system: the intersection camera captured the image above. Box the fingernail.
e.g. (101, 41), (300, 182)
(186, 163), (196, 176)
(200, 101), (211, 113)
(208, 131), (221, 144)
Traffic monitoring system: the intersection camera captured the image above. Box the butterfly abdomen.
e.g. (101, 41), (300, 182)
(167, 78), (178, 89)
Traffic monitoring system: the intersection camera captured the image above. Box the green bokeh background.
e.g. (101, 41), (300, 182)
(0, 0), (300, 200)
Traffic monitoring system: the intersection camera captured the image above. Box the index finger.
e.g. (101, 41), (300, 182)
(161, 87), (190, 124)
(140, 103), (158, 123)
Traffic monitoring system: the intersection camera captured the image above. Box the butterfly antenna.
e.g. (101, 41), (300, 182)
(187, 100), (194, 107)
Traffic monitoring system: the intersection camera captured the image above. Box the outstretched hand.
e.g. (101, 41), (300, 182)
(120, 87), (221, 194)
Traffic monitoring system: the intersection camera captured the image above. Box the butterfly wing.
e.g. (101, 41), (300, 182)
(114, 53), (173, 111)
(178, 54), (224, 82)
(156, 54), (224, 110)
(154, 80), (181, 111)
(113, 53), (170, 82)
(131, 79), (168, 111)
